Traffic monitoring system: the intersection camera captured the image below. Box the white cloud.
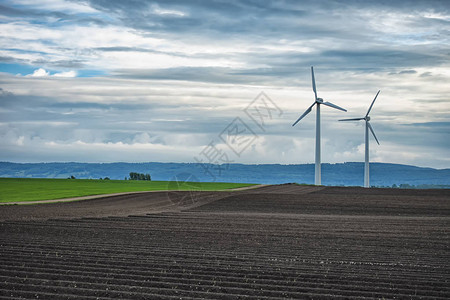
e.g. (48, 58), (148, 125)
(16, 136), (25, 146)
(24, 68), (77, 78)
(27, 68), (50, 77)
(53, 70), (77, 77)
(151, 4), (187, 17)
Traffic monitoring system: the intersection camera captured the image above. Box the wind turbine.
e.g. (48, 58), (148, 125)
(292, 66), (347, 185)
(339, 90), (380, 188)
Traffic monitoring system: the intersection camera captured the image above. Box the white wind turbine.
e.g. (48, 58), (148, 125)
(339, 90), (381, 188)
(292, 66), (347, 185)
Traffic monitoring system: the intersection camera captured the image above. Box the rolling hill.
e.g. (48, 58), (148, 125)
(0, 161), (449, 187)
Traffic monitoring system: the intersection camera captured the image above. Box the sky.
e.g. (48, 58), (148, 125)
(0, 0), (449, 169)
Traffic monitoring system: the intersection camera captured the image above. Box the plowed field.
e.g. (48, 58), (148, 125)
(1, 185), (449, 299)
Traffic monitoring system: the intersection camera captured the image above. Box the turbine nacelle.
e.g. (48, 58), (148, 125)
(366, 116), (370, 121)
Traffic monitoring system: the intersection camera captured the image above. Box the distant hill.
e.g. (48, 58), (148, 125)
(1, 162), (449, 188)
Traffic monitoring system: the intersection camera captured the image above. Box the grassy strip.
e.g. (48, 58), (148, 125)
(0, 178), (255, 203)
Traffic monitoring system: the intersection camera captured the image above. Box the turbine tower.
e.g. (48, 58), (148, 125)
(339, 90), (381, 188)
(292, 66), (347, 185)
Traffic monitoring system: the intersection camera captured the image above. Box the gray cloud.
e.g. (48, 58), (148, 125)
(0, 85), (238, 146)
(77, 0), (450, 44)
(0, 3), (107, 25)
(419, 72), (432, 77)
(82, 0), (309, 36)
(111, 67), (298, 85)
(322, 50), (447, 69)
(0, 55), (29, 64)
(49, 59), (86, 69)
(390, 70), (418, 75)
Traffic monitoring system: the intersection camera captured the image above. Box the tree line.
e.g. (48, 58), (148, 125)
(128, 172), (151, 181)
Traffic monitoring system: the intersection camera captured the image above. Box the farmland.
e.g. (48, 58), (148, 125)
(0, 178), (254, 203)
(0, 185), (449, 298)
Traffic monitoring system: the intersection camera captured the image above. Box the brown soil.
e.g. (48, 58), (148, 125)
(0, 184), (449, 299)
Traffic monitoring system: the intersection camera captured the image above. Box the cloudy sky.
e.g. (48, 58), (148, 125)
(0, 0), (449, 169)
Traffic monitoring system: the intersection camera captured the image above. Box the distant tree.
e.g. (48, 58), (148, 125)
(68, 175), (76, 179)
(104, 177), (110, 180)
(129, 172), (151, 181)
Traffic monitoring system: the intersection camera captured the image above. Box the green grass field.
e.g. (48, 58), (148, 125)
(0, 178), (255, 203)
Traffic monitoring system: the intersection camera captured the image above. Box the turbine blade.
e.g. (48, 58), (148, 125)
(322, 101), (347, 112)
(339, 118), (364, 121)
(367, 122), (380, 145)
(366, 90), (380, 117)
(311, 66), (317, 100)
(292, 103), (315, 126)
